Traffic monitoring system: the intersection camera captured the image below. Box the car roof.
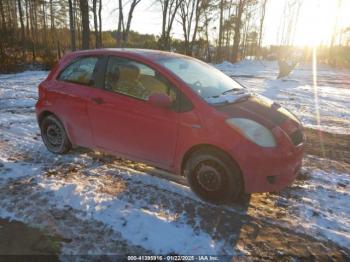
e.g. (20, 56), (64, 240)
(71, 48), (187, 61)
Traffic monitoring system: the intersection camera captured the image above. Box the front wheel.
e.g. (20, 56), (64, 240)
(185, 149), (243, 204)
(40, 115), (72, 154)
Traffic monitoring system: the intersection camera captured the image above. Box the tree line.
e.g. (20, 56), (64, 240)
(0, 0), (350, 73)
(104, 0), (269, 62)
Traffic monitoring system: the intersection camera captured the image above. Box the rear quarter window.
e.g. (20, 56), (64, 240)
(58, 56), (98, 86)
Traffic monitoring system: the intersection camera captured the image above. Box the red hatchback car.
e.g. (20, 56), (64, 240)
(36, 49), (305, 203)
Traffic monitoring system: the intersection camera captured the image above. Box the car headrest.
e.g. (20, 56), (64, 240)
(118, 64), (140, 82)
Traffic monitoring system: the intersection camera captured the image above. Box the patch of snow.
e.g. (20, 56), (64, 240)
(286, 168), (350, 247)
(33, 161), (232, 254)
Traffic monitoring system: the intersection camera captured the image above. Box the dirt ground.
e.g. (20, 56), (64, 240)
(304, 127), (350, 165)
(0, 219), (60, 260)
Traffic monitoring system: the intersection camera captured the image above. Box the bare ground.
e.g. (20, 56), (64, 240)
(0, 218), (60, 258)
(304, 127), (350, 165)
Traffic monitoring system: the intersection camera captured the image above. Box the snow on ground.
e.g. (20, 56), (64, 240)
(0, 66), (350, 258)
(215, 60), (350, 134)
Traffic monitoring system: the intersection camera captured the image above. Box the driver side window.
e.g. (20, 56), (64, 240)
(104, 57), (176, 101)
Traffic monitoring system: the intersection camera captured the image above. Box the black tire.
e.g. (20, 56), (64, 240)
(40, 115), (72, 154)
(185, 148), (243, 204)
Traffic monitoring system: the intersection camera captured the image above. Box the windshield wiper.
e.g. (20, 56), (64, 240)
(206, 92), (251, 105)
(222, 88), (243, 95)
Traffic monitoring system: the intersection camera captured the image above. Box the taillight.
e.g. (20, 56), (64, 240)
(38, 84), (45, 100)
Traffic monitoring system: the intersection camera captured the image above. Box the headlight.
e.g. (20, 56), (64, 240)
(226, 118), (276, 147)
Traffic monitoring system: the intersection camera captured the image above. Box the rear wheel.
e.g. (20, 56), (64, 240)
(185, 148), (243, 204)
(40, 115), (72, 154)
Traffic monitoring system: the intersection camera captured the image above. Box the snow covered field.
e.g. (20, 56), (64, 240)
(0, 61), (350, 259)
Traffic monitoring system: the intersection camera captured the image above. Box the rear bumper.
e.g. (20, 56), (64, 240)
(230, 125), (305, 193)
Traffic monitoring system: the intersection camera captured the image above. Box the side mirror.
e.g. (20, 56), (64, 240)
(148, 93), (172, 108)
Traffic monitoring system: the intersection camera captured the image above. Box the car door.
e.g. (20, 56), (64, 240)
(86, 56), (179, 169)
(53, 56), (100, 148)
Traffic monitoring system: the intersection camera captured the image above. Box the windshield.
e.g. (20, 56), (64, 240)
(156, 57), (243, 101)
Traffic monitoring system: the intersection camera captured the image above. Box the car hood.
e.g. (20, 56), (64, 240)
(216, 94), (300, 129)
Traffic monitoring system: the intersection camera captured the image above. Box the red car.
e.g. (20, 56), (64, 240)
(36, 49), (305, 203)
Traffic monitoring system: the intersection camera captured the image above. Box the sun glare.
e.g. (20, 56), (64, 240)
(291, 0), (350, 46)
(266, 0), (349, 47)
(294, 0), (335, 46)
(312, 47), (326, 156)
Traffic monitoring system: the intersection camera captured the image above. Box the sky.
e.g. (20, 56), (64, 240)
(100, 0), (350, 46)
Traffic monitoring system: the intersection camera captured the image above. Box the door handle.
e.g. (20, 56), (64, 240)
(91, 97), (104, 104)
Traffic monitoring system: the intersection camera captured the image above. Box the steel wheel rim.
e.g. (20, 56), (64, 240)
(45, 123), (63, 146)
(194, 160), (224, 192)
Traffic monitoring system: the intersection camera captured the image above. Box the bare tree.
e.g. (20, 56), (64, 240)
(117, 0), (123, 47)
(0, 0), (6, 32)
(79, 0), (90, 49)
(232, 0), (245, 62)
(68, 0), (76, 50)
(42, 1), (47, 47)
(98, 0), (102, 47)
(25, 0), (30, 48)
(258, 0), (267, 49)
(178, 0), (202, 55)
(217, 0), (224, 60)
(278, 0), (302, 46)
(330, 0), (342, 48)
(29, 0), (37, 61)
(124, 0), (141, 43)
(231, 0), (257, 62)
(241, 4), (253, 59)
(74, 0), (81, 48)
(328, 0), (343, 65)
(92, 0), (100, 48)
(199, 0), (213, 62)
(159, 0), (184, 50)
(17, 0), (25, 54)
(0, 0), (90, 71)
(116, 0), (142, 47)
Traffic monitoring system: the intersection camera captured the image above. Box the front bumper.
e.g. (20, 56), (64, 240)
(231, 121), (305, 193)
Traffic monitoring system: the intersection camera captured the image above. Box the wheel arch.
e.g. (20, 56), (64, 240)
(37, 110), (55, 125)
